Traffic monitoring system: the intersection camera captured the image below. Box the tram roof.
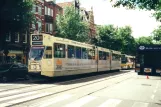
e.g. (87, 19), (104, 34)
(34, 33), (120, 53)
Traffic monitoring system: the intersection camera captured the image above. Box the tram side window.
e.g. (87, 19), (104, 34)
(112, 54), (116, 61)
(102, 52), (107, 60)
(54, 43), (65, 58)
(112, 54), (120, 61)
(117, 55), (121, 61)
(106, 52), (109, 60)
(68, 45), (75, 58)
(44, 46), (52, 59)
(76, 47), (81, 59)
(88, 49), (95, 59)
(99, 51), (103, 60)
(82, 48), (88, 59)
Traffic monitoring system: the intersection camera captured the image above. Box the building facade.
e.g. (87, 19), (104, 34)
(0, 0), (62, 65)
(44, 1), (63, 35)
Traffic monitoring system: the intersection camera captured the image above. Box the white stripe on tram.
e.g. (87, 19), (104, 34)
(64, 96), (96, 107)
(98, 99), (122, 107)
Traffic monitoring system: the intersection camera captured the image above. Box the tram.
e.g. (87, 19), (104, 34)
(28, 33), (121, 77)
(121, 54), (135, 69)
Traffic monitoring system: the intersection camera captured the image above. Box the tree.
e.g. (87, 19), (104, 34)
(97, 25), (118, 50)
(117, 26), (136, 55)
(135, 36), (153, 45)
(97, 25), (136, 55)
(0, 0), (34, 51)
(111, 0), (160, 10)
(151, 26), (161, 43)
(56, 5), (89, 42)
(111, 0), (161, 21)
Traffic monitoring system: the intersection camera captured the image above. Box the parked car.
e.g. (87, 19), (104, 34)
(0, 63), (29, 82)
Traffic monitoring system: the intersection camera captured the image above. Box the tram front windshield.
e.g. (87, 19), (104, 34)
(121, 55), (127, 64)
(29, 47), (44, 60)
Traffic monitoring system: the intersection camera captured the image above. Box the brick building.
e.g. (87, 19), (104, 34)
(0, 0), (63, 65)
(44, 1), (63, 35)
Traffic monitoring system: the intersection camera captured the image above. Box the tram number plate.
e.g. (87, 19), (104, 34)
(32, 35), (43, 41)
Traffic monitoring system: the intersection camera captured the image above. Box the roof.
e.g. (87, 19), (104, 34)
(57, 2), (73, 8)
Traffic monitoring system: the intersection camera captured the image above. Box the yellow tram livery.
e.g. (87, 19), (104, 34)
(121, 54), (135, 69)
(28, 33), (121, 77)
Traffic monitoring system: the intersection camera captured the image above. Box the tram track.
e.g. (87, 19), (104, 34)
(0, 70), (130, 94)
(0, 71), (134, 106)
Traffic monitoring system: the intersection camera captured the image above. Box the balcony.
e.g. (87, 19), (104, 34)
(45, 15), (53, 22)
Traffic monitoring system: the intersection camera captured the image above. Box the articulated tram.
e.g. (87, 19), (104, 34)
(28, 33), (121, 77)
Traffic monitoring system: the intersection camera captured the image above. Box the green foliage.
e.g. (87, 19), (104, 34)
(0, 0), (34, 33)
(117, 26), (136, 55)
(0, 0), (34, 50)
(111, 0), (161, 21)
(97, 25), (136, 55)
(151, 26), (161, 43)
(111, 0), (160, 10)
(56, 6), (89, 42)
(135, 36), (153, 45)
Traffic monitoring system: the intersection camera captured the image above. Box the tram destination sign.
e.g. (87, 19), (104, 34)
(32, 35), (43, 41)
(138, 45), (161, 51)
(32, 42), (43, 45)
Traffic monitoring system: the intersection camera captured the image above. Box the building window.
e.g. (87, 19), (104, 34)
(50, 24), (53, 33)
(38, 21), (42, 32)
(32, 4), (36, 13)
(48, 8), (50, 16)
(45, 6), (48, 15)
(51, 9), (53, 17)
(38, 5), (42, 15)
(6, 32), (11, 42)
(46, 23), (49, 33)
(15, 33), (19, 42)
(36, 5), (38, 12)
(23, 31), (27, 43)
(46, 23), (53, 33)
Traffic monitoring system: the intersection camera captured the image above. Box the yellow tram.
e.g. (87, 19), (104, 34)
(28, 33), (121, 77)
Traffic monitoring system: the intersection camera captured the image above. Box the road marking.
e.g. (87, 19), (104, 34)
(0, 92), (51, 107)
(30, 94), (72, 107)
(64, 96), (96, 107)
(0, 84), (54, 97)
(0, 91), (36, 102)
(98, 99), (122, 107)
(132, 102), (149, 107)
(151, 95), (155, 99)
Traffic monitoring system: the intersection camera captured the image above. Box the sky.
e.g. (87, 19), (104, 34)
(48, 0), (160, 38)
